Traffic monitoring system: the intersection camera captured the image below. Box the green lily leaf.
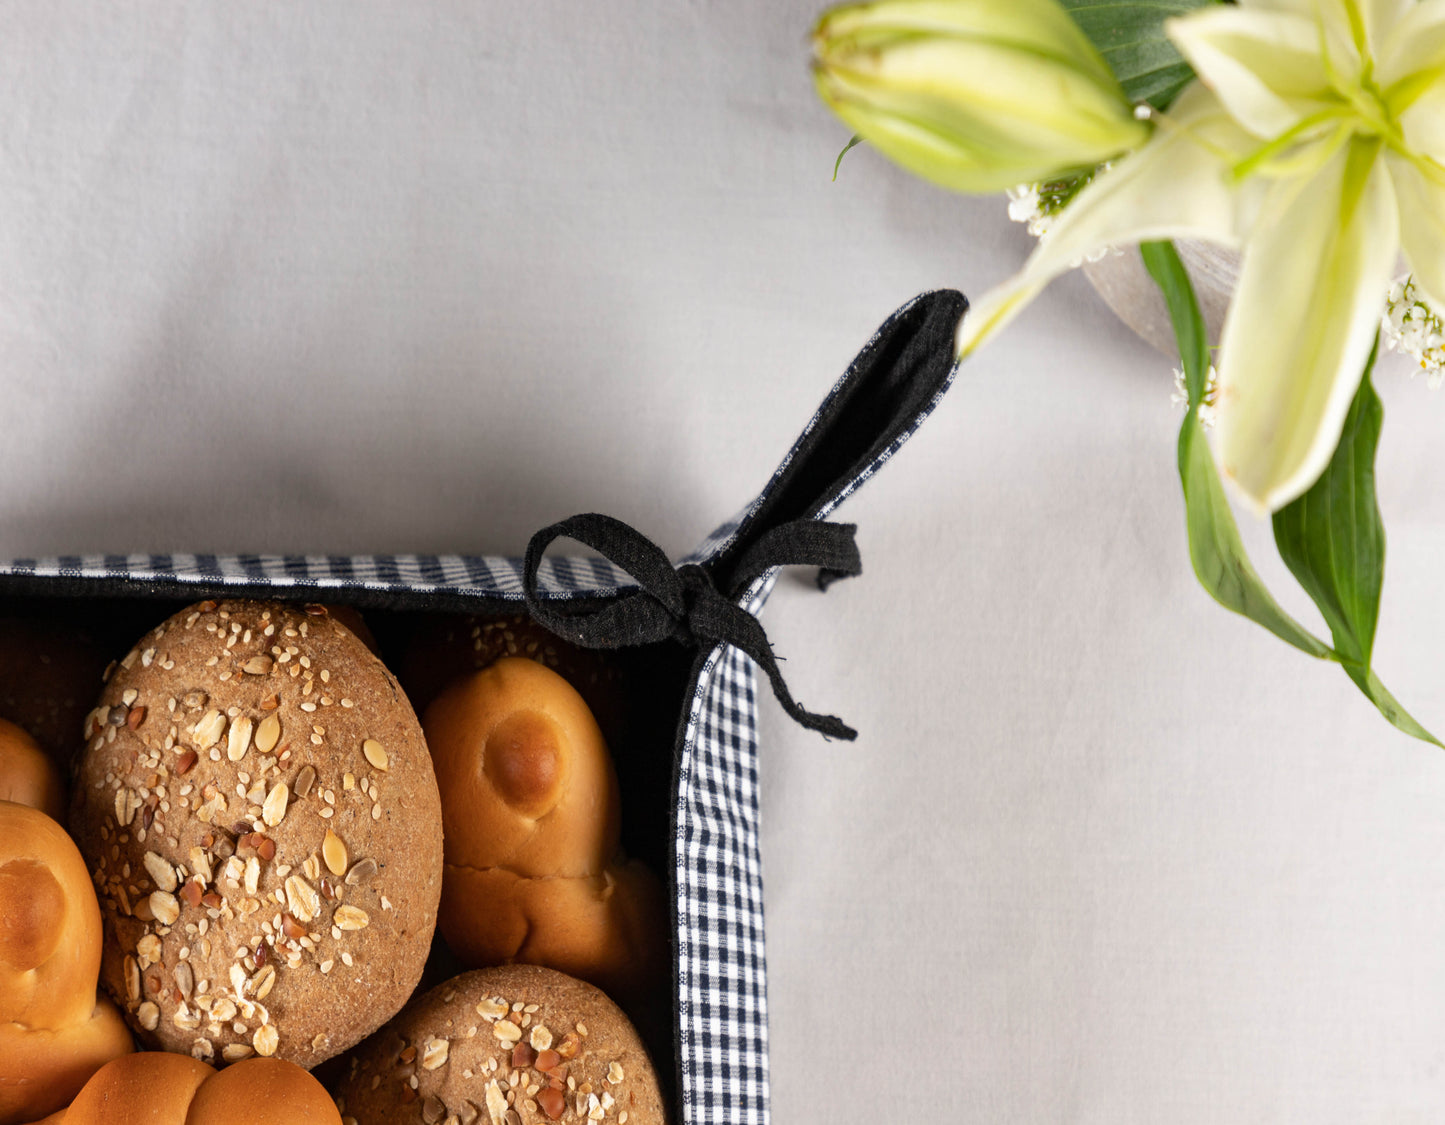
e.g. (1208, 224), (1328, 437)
(1272, 344), (1440, 744)
(1342, 665), (1440, 746)
(1141, 239), (1438, 744)
(1059, 0), (1220, 110)
(1271, 341), (1384, 670)
(1175, 411), (1335, 657)
(1141, 240), (1329, 657)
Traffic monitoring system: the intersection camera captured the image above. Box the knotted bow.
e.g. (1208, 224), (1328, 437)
(522, 513), (862, 740)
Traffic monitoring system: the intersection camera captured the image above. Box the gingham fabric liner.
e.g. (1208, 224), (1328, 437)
(0, 292), (959, 1125)
(0, 518), (748, 600)
(0, 552), (632, 599)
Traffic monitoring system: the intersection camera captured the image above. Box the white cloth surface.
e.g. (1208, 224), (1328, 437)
(5, 4), (1445, 1121)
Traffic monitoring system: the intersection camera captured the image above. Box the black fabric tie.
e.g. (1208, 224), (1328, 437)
(522, 513), (861, 740)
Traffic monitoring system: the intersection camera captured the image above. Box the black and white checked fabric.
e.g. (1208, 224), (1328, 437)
(672, 576), (775, 1124)
(0, 552), (628, 601)
(0, 290), (963, 1125)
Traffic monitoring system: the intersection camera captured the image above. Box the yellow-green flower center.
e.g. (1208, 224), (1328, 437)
(1341, 69), (1399, 145)
(1232, 40), (1406, 185)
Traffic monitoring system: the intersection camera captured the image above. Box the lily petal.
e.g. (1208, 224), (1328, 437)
(816, 0), (1121, 90)
(1352, 0), (1417, 49)
(1240, 0), (1317, 17)
(1167, 7), (1335, 139)
(957, 85), (1250, 358)
(1216, 138), (1399, 510)
(815, 34), (1149, 193)
(812, 0), (1146, 193)
(1378, 0), (1445, 90)
(1301, 0), (1406, 58)
(1380, 0), (1445, 147)
(1387, 152), (1445, 308)
(1399, 84), (1445, 155)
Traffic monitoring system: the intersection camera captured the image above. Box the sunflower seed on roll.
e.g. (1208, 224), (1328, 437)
(333, 965), (666, 1125)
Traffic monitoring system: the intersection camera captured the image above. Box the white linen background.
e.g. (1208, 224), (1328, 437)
(5, 4), (1445, 1121)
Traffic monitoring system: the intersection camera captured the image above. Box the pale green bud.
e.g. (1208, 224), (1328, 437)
(812, 0), (1151, 194)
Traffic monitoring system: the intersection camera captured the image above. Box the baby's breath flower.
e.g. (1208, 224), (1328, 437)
(1172, 364), (1219, 428)
(1008, 164), (1118, 262)
(1006, 183), (1049, 237)
(1382, 276), (1445, 390)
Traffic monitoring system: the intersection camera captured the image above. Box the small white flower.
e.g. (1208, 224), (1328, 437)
(1006, 183), (1040, 224)
(1382, 275), (1445, 390)
(1005, 184), (1040, 231)
(1172, 364), (1220, 428)
(1006, 183), (1052, 238)
(1006, 168), (1120, 258)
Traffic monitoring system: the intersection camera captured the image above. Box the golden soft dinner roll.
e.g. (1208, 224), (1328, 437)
(185, 1056), (343, 1125)
(70, 600), (444, 1070)
(333, 965), (666, 1125)
(424, 658), (665, 1007)
(400, 613), (625, 743)
(31, 1051), (212, 1125)
(0, 801), (133, 1125)
(33, 1051), (340, 1125)
(0, 716), (65, 821)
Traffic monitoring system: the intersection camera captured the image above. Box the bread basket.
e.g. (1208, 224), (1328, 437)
(0, 290), (965, 1124)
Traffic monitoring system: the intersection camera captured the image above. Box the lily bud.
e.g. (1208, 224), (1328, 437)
(812, 0), (1151, 193)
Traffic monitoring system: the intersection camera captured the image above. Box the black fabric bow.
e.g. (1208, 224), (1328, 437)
(522, 513), (862, 740)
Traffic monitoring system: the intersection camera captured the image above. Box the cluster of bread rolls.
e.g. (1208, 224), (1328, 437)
(0, 598), (667, 1124)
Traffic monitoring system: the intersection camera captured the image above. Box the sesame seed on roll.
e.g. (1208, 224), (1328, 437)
(70, 600), (443, 1070)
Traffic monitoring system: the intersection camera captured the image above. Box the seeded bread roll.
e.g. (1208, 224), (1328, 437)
(423, 658), (666, 1010)
(69, 600), (444, 1071)
(35, 1052), (341, 1125)
(334, 965), (666, 1125)
(325, 605), (380, 656)
(0, 800), (134, 1125)
(0, 716), (65, 820)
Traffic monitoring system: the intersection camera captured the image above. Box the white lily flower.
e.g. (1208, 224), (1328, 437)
(957, 0), (1445, 511)
(811, 0), (1151, 193)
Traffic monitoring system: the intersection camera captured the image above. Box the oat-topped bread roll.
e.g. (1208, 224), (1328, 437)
(334, 965), (666, 1125)
(69, 600), (444, 1070)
